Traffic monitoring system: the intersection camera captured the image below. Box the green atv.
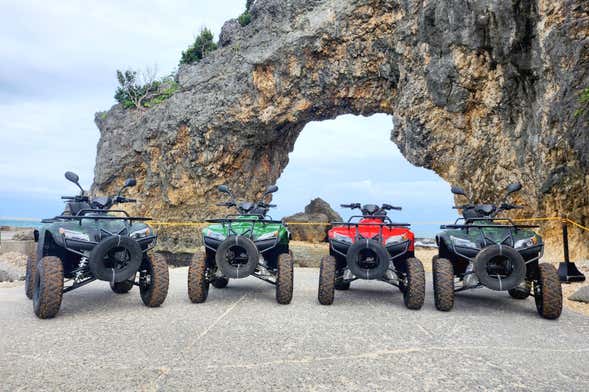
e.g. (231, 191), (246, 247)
(433, 182), (562, 319)
(26, 171), (169, 319)
(187, 184), (294, 304)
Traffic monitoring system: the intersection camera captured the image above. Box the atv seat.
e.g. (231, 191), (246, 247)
(63, 201), (91, 216)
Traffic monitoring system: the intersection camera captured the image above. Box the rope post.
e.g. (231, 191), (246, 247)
(557, 218), (586, 283)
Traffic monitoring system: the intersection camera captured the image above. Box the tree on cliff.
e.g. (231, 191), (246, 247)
(180, 28), (217, 65)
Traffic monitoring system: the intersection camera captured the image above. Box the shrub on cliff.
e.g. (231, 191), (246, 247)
(114, 69), (178, 109)
(238, 0), (255, 26)
(180, 28), (217, 65)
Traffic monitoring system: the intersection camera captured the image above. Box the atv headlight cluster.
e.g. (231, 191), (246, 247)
(451, 235), (478, 249)
(257, 231), (278, 241)
(385, 234), (408, 246)
(514, 236), (538, 249)
(205, 229), (226, 241)
(59, 228), (90, 242)
(130, 227), (151, 238)
(333, 233), (353, 244)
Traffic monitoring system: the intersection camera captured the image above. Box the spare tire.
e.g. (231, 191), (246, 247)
(215, 236), (258, 279)
(89, 236), (142, 283)
(346, 239), (390, 280)
(474, 245), (526, 291)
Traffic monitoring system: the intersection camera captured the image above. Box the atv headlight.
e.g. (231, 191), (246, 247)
(257, 231), (278, 241)
(514, 236), (538, 249)
(385, 234), (408, 245)
(333, 233), (353, 244)
(59, 228), (90, 242)
(451, 235), (478, 249)
(205, 229), (226, 241)
(130, 227), (151, 238)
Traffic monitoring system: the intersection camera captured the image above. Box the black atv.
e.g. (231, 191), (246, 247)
(26, 171), (169, 319)
(187, 185), (294, 304)
(318, 203), (425, 309)
(433, 182), (562, 319)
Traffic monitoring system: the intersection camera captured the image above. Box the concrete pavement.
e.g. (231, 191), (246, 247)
(1, 267), (588, 391)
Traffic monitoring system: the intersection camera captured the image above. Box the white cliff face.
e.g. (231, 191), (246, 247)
(93, 0), (589, 258)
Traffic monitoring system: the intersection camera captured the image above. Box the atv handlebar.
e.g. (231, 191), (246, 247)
(341, 203), (361, 209)
(115, 196), (136, 203)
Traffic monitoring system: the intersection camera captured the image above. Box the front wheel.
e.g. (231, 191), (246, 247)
(534, 263), (562, 319)
(276, 253), (293, 304)
(139, 253), (169, 307)
(433, 257), (454, 311)
(402, 257), (425, 310)
(318, 256), (335, 305)
(33, 256), (64, 319)
(188, 253), (210, 303)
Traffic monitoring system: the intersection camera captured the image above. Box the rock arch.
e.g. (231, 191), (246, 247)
(94, 0), (588, 258)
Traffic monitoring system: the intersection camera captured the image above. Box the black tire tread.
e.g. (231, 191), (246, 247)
(318, 255), (335, 305)
(140, 252), (169, 307)
(188, 252), (209, 303)
(33, 256), (64, 319)
(535, 263), (562, 319)
(25, 255), (37, 300)
(403, 257), (425, 310)
(433, 257), (454, 311)
(276, 253), (294, 304)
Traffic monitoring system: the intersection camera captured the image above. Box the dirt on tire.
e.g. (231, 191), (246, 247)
(140, 252), (169, 307)
(433, 257), (454, 311)
(33, 256), (64, 319)
(403, 257), (425, 310)
(188, 252), (210, 303)
(535, 263), (562, 319)
(25, 255), (37, 300)
(318, 255), (335, 305)
(276, 253), (294, 304)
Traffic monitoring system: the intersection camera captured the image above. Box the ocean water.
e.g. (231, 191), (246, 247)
(0, 219), (41, 228)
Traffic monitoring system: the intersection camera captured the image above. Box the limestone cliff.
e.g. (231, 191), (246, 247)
(93, 0), (589, 259)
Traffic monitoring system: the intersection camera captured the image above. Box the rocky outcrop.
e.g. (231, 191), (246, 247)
(285, 198), (342, 242)
(93, 0), (589, 259)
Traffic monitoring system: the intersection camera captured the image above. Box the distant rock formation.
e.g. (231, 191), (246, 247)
(285, 198), (342, 242)
(93, 0), (589, 258)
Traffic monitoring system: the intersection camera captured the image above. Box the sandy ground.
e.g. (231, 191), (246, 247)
(1, 267), (589, 391)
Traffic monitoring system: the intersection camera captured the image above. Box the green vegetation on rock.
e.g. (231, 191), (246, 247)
(114, 70), (179, 109)
(238, 0), (255, 26)
(180, 28), (218, 65)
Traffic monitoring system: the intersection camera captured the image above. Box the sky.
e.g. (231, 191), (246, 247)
(0, 1), (457, 236)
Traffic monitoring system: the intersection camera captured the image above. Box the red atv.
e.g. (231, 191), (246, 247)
(318, 203), (425, 309)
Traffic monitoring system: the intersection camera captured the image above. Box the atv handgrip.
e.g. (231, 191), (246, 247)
(61, 196), (75, 200)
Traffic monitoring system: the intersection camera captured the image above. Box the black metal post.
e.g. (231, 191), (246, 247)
(557, 219), (586, 283)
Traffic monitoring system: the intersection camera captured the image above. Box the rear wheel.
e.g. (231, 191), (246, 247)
(433, 257), (454, 311)
(33, 256), (64, 319)
(276, 253), (293, 304)
(25, 255), (37, 300)
(402, 257), (425, 310)
(335, 280), (351, 290)
(508, 286), (530, 300)
(318, 256), (335, 305)
(211, 277), (229, 289)
(110, 278), (134, 294)
(139, 253), (169, 307)
(534, 263), (562, 319)
(188, 253), (210, 303)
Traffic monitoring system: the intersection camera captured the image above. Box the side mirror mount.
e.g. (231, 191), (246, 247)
(451, 186), (467, 196)
(506, 182), (522, 194)
(65, 171), (84, 194)
(264, 185), (278, 195)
